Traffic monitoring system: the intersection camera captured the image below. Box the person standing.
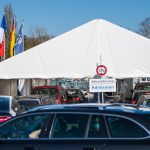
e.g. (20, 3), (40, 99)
(120, 79), (128, 101)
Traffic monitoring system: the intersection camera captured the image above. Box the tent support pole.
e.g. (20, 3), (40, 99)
(9, 79), (11, 96)
(102, 92), (104, 103)
(98, 92), (100, 103)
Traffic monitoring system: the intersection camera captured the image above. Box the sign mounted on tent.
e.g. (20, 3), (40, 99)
(96, 65), (107, 76)
(89, 78), (116, 92)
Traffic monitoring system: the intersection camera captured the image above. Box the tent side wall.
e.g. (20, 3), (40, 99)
(0, 79), (17, 96)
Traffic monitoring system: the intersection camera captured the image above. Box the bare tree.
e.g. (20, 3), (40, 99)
(24, 27), (54, 50)
(2, 4), (54, 56)
(4, 4), (16, 59)
(137, 17), (150, 39)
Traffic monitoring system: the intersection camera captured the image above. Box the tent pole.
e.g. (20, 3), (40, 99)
(102, 92), (104, 103)
(9, 79), (11, 96)
(98, 92), (100, 103)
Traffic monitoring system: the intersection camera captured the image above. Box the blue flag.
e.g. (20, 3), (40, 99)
(14, 24), (23, 55)
(1, 15), (6, 32)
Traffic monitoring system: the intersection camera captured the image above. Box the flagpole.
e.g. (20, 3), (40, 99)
(18, 20), (26, 96)
(10, 16), (15, 57)
(13, 16), (16, 56)
(22, 19), (24, 51)
(3, 11), (6, 60)
(3, 33), (5, 60)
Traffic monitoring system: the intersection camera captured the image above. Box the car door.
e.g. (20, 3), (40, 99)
(102, 114), (150, 150)
(0, 112), (52, 150)
(0, 112), (106, 150)
(37, 113), (107, 150)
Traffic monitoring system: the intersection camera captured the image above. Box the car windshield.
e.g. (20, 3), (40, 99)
(17, 100), (40, 108)
(0, 97), (9, 111)
(133, 92), (149, 100)
(136, 85), (150, 90)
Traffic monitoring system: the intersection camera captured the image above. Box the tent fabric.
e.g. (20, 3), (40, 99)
(0, 19), (150, 79)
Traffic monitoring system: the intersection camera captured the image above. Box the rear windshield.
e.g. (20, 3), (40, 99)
(18, 100), (40, 108)
(32, 88), (58, 98)
(0, 97), (9, 111)
(136, 85), (150, 90)
(132, 92), (149, 100)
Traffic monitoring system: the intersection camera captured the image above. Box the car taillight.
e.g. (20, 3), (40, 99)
(131, 100), (136, 104)
(0, 116), (12, 123)
(72, 98), (80, 101)
(54, 99), (60, 104)
(144, 92), (150, 95)
(76, 98), (80, 101)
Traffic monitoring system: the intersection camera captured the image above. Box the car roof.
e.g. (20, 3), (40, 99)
(135, 82), (150, 86)
(139, 95), (150, 99)
(133, 90), (150, 93)
(15, 95), (43, 99)
(32, 85), (62, 89)
(24, 103), (150, 115)
(16, 98), (40, 101)
(0, 95), (13, 99)
(65, 88), (81, 91)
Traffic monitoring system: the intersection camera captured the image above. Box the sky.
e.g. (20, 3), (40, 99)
(0, 0), (150, 36)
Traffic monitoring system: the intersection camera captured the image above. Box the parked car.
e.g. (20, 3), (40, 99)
(65, 88), (88, 103)
(136, 94), (150, 107)
(134, 82), (150, 90)
(0, 96), (23, 123)
(32, 85), (68, 104)
(130, 82), (150, 104)
(0, 103), (150, 150)
(130, 90), (150, 104)
(15, 96), (42, 111)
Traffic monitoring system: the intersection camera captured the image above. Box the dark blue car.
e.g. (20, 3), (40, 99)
(0, 103), (150, 150)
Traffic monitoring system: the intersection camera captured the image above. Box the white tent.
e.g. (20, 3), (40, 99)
(0, 19), (150, 79)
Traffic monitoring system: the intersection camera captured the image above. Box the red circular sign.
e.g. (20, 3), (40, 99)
(96, 65), (107, 76)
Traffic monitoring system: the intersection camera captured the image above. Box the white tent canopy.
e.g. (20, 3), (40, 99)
(0, 19), (150, 79)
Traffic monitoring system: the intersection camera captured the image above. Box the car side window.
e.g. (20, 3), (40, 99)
(51, 113), (89, 138)
(88, 115), (107, 138)
(106, 115), (149, 138)
(0, 114), (49, 139)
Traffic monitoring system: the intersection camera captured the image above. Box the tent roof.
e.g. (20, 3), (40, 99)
(0, 19), (150, 79)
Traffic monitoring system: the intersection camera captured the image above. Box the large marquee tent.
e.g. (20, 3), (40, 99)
(0, 19), (150, 79)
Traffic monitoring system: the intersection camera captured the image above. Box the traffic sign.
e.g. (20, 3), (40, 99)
(96, 65), (107, 76)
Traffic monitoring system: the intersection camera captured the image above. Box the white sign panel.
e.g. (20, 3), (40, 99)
(89, 78), (116, 92)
